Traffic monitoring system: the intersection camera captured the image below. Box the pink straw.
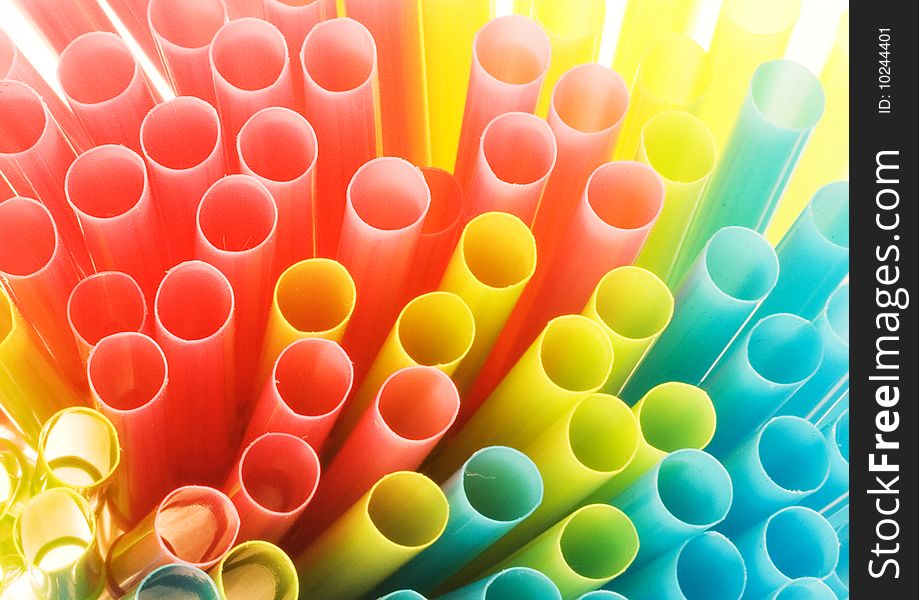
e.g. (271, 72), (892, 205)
(104, 0), (166, 73)
(65, 145), (167, 300)
(225, 0), (265, 19)
(244, 338), (354, 451)
(68, 272), (147, 363)
(11, 0), (116, 54)
(58, 32), (157, 152)
(237, 106), (318, 267)
(300, 17), (379, 257)
(224, 432), (321, 542)
(140, 96), (228, 265)
(464, 112), (557, 225)
(407, 167), (464, 299)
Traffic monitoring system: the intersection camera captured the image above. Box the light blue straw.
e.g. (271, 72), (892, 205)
(771, 578), (836, 600)
(825, 522), (849, 598)
(813, 389), (848, 429)
(126, 564), (219, 600)
(578, 592), (628, 600)
(802, 410), (849, 513)
(438, 567), (562, 600)
(378, 592), (426, 600)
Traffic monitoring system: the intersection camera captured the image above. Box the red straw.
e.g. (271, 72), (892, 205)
(225, 0), (265, 19)
(104, 0), (166, 73)
(11, 0), (116, 54)
(58, 32), (157, 152)
(300, 17), (379, 257)
(224, 432), (321, 543)
(407, 167), (464, 299)
(68, 272), (148, 363)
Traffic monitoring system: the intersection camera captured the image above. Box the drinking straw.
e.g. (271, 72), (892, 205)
(623, 227), (778, 402)
(802, 410), (849, 513)
(421, 0), (494, 171)
(67, 272), (147, 363)
(237, 107), (318, 267)
(121, 564), (220, 600)
(153, 261), (236, 484)
(613, 36), (711, 162)
(103, 1), (165, 75)
(814, 388), (848, 430)
(106, 485), (241, 595)
(492, 504), (638, 598)
(57, 33), (157, 153)
(10, 0), (116, 54)
(225, 0), (265, 19)
(147, 0), (228, 102)
(300, 17), (380, 258)
(13, 488), (104, 599)
(337, 157), (431, 370)
(717, 416), (829, 535)
(245, 338), (353, 451)
(453, 15), (550, 187)
(385, 447), (543, 593)
(87, 333), (173, 527)
(210, 540), (298, 600)
(771, 578), (836, 600)
(440, 212), (537, 396)
(295, 471), (449, 600)
(408, 168), (464, 298)
(697, 0), (802, 148)
(140, 97), (228, 265)
(732, 506), (839, 598)
(633, 112), (717, 283)
(702, 314), (824, 456)
(612, 0), (701, 86)
(224, 433), (320, 543)
(824, 522), (849, 597)
(464, 112), (557, 225)
(342, 0), (429, 164)
(381, 592), (426, 600)
(608, 532), (746, 600)
(441, 568), (561, 600)
(582, 267), (674, 394)
(65, 145), (167, 300)
(1, 437), (31, 521)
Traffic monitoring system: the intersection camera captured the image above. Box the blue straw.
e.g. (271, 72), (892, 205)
(439, 567), (562, 600)
(577, 592), (628, 600)
(378, 592), (426, 600)
(127, 564), (219, 600)
(802, 410), (849, 513)
(813, 389), (848, 429)
(824, 522), (849, 598)
(771, 578), (836, 600)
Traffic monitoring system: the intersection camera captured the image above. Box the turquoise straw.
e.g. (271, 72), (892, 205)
(718, 417), (829, 535)
(702, 314), (824, 456)
(825, 522), (849, 598)
(439, 567), (562, 600)
(622, 227), (778, 404)
(123, 564), (220, 600)
(771, 578), (836, 600)
(608, 532), (746, 600)
(379, 592), (426, 599)
(813, 389), (848, 429)
(578, 592), (628, 600)
(802, 410), (849, 513)
(610, 449), (732, 566)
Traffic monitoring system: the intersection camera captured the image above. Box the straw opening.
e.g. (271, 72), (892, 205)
(809, 182), (849, 249)
(149, 0), (226, 49)
(89, 333), (167, 412)
(705, 227), (779, 302)
(642, 112), (716, 184)
(657, 451), (732, 527)
(398, 293), (474, 367)
(587, 163), (663, 230)
(367, 473), (448, 547)
(552, 65), (628, 134)
(475, 16), (550, 86)
(275, 339), (352, 417)
(69, 273), (146, 348)
(67, 146), (146, 219)
(348, 159), (430, 231)
(747, 315), (823, 385)
(540, 317), (612, 392)
(240, 434), (319, 514)
(0, 81), (46, 154)
(758, 417), (829, 493)
(198, 177), (277, 252)
(420, 168), (463, 235)
(676, 533), (746, 600)
(142, 98), (221, 170)
(0, 197), (57, 277)
(39, 409), (119, 489)
(462, 213), (536, 289)
(302, 18), (376, 92)
(135, 564), (219, 600)
(239, 108), (317, 183)
(217, 542), (297, 600)
(275, 260), (355, 334)
(377, 368), (459, 442)
(156, 262), (234, 341)
(462, 447), (542, 522)
(641, 36), (711, 105)
(482, 113), (556, 186)
(765, 508), (838, 579)
(154, 487), (239, 565)
(594, 267), (673, 340)
(15, 489), (95, 573)
(486, 568), (555, 598)
(559, 505), (637, 580)
(569, 395), (639, 473)
(640, 383), (715, 452)
(212, 19), (288, 91)
(59, 33), (136, 105)
(751, 60), (824, 131)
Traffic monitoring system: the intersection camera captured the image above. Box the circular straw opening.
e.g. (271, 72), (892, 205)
(398, 293), (474, 367)
(149, 0), (226, 49)
(154, 486), (240, 565)
(540, 317), (613, 392)
(463, 213), (536, 288)
(40, 409), (119, 489)
(751, 60), (824, 131)
(552, 64), (628, 133)
(462, 447), (542, 522)
(639, 383), (715, 451)
(676, 533), (746, 600)
(67, 146), (147, 218)
(747, 315), (823, 385)
(641, 35), (711, 105)
(212, 19), (287, 91)
(69, 273), (147, 347)
(59, 33), (136, 104)
(420, 168), (463, 235)
(156, 262), (233, 341)
(570, 395), (639, 473)
(217, 542), (296, 600)
(135, 564), (219, 600)
(765, 507), (839, 579)
(486, 568), (556, 599)
(594, 267), (673, 340)
(275, 260), (355, 334)
(348, 158), (430, 231)
(0, 81), (46, 154)
(141, 98), (221, 170)
(482, 113), (556, 185)
(367, 473), (448, 547)
(0, 197), (57, 276)
(475, 16), (550, 86)
(377, 368), (459, 442)
(586, 162), (663, 230)
(302, 18), (375, 92)
(774, 578), (836, 600)
(704, 227), (779, 302)
(89, 333), (167, 412)
(239, 108), (317, 183)
(275, 339), (352, 418)
(559, 505), (637, 580)
(642, 112), (716, 184)
(657, 450), (732, 527)
(15, 489), (95, 573)
(240, 434), (319, 514)
(198, 177), (277, 252)
(725, 0), (801, 36)
(758, 417), (829, 493)
(809, 182), (849, 248)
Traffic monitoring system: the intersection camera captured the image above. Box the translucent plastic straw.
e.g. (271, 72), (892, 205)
(612, 0), (701, 86)
(106, 485), (241, 596)
(440, 568), (561, 600)
(718, 416), (829, 535)
(224, 433), (320, 543)
(464, 112), (557, 225)
(140, 97), (228, 264)
(453, 15), (550, 187)
(10, 0), (116, 54)
(300, 17), (380, 258)
(210, 540), (299, 600)
(295, 471), (449, 600)
(0, 436), (30, 521)
(224, 0), (264, 18)
(153, 261), (237, 484)
(68, 272), (147, 363)
(421, 0), (494, 171)
(824, 520), (849, 597)
(238, 106), (318, 267)
(772, 577), (836, 600)
(122, 563), (220, 600)
(87, 332), (174, 527)
(65, 145), (167, 300)
(802, 410), (849, 513)
(58, 32), (157, 152)
(609, 531), (746, 600)
(613, 35), (711, 162)
(343, 0), (429, 164)
(623, 227), (779, 403)
(703, 314), (823, 456)
(147, 0), (228, 102)
(408, 167), (465, 298)
(103, 1), (166, 76)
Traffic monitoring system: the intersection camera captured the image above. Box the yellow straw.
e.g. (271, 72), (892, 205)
(211, 540), (298, 600)
(612, 0), (701, 86)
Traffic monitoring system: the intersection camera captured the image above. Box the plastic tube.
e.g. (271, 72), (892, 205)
(106, 485), (241, 596)
(453, 15), (550, 187)
(58, 33), (157, 152)
(210, 540), (298, 600)
(440, 212), (537, 396)
(582, 267), (674, 394)
(633, 111), (717, 283)
(772, 577), (836, 600)
(698, 0), (802, 148)
(148, 0), (227, 102)
(300, 17), (380, 258)
(225, 0), (264, 18)
(87, 332), (174, 527)
(10, 0), (116, 54)
(609, 532), (746, 600)
(140, 97), (228, 264)
(295, 471), (449, 600)
(385, 447), (543, 593)
(408, 167), (464, 298)
(464, 112), (557, 225)
(733, 506), (838, 598)
(578, 593), (627, 600)
(224, 433), (319, 543)
(613, 36), (711, 162)
(67, 272), (147, 363)
(612, 0), (702, 86)
(153, 261), (237, 484)
(702, 314), (824, 456)
(122, 564), (220, 600)
(342, 0), (429, 164)
(103, 0), (165, 76)
(802, 410), (849, 513)
(380, 591), (427, 600)
(440, 568), (561, 600)
(718, 417), (829, 535)
(824, 521), (849, 597)
(12, 488), (104, 599)
(494, 504), (638, 598)
(65, 145), (167, 300)
(0, 437), (30, 522)
(238, 107), (318, 267)
(245, 338), (353, 451)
